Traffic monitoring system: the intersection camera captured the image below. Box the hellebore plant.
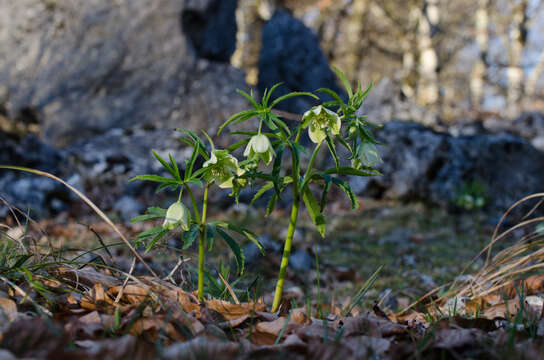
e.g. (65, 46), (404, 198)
(131, 67), (383, 310)
(218, 67), (383, 311)
(130, 131), (262, 302)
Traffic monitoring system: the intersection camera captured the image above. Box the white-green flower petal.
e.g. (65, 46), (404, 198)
(355, 142), (382, 168)
(203, 149), (245, 188)
(243, 134), (275, 165)
(302, 105), (342, 143)
(162, 202), (190, 231)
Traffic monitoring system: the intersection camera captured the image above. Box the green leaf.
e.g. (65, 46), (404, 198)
(168, 153), (181, 181)
(129, 174), (181, 184)
(302, 186), (326, 237)
(263, 82), (283, 107)
(130, 213), (162, 224)
(336, 134), (353, 154)
(137, 226), (164, 242)
(269, 113), (291, 136)
(323, 166), (382, 177)
(250, 181), (274, 206)
(319, 175), (332, 212)
(182, 224), (199, 249)
(236, 89), (260, 109)
(185, 142), (200, 180)
(213, 222), (263, 255)
(145, 229), (169, 253)
(325, 132), (340, 170)
(216, 228), (245, 275)
(269, 92), (319, 109)
(332, 66), (352, 98)
(316, 87), (344, 106)
(266, 192), (278, 216)
(206, 223), (216, 250)
(331, 177), (358, 210)
(218, 109), (261, 135)
(152, 150), (177, 179)
(227, 138), (251, 153)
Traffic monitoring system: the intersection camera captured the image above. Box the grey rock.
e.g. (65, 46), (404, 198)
(289, 249), (314, 272)
(378, 228), (413, 246)
(243, 234), (282, 265)
(0, 0), (246, 147)
(358, 121), (544, 215)
(113, 196), (144, 223)
(258, 10), (344, 115)
(0, 132), (70, 218)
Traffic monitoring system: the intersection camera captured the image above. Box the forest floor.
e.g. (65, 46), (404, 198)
(1, 199), (544, 359)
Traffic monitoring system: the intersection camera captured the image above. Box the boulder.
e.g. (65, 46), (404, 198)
(258, 10), (345, 115)
(0, 0), (244, 147)
(355, 121), (544, 215)
(0, 132), (70, 218)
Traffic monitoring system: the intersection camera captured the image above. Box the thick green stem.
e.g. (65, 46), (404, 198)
(271, 196), (300, 312)
(197, 183), (210, 302)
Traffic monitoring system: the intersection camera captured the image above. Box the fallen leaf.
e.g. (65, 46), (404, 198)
(162, 337), (239, 360)
(0, 298), (17, 323)
(205, 299), (266, 320)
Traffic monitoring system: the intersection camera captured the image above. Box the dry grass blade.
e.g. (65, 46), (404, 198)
(438, 193), (544, 304)
(0, 165), (158, 278)
(218, 272), (240, 304)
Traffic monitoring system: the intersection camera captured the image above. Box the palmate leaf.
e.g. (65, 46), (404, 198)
(302, 186), (326, 237)
(216, 228), (245, 275)
(218, 109), (261, 135)
(262, 82), (284, 107)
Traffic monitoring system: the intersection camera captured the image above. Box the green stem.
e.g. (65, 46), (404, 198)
(271, 195), (300, 312)
(184, 184), (201, 224)
(303, 141), (322, 184)
(271, 142), (303, 312)
(197, 183), (210, 302)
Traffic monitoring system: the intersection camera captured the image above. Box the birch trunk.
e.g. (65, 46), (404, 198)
(416, 0), (440, 106)
(506, 0), (528, 115)
(471, 0), (489, 109)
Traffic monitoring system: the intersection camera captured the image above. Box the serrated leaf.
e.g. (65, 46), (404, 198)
(207, 223), (216, 250)
(130, 213), (163, 224)
(319, 175), (333, 212)
(236, 89), (260, 108)
(331, 177), (358, 210)
(250, 181), (274, 206)
(182, 224), (199, 250)
(302, 186), (326, 238)
(216, 228), (245, 275)
(145, 229), (169, 253)
(325, 132), (340, 170)
(266, 192), (278, 216)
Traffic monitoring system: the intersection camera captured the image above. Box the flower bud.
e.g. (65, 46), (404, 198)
(162, 202), (190, 231)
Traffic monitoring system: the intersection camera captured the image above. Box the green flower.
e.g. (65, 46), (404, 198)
(203, 149), (245, 188)
(244, 134), (275, 165)
(163, 201), (190, 231)
(352, 142), (382, 169)
(302, 105), (341, 143)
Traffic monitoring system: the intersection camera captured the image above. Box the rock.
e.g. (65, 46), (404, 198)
(0, 132), (71, 218)
(0, 0), (246, 147)
(258, 10), (344, 115)
(243, 234), (282, 265)
(181, 0), (237, 62)
(113, 196), (144, 223)
(354, 121), (544, 215)
(289, 249), (314, 272)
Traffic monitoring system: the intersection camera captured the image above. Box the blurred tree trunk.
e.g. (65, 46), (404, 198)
(506, 0), (528, 115)
(416, 0), (440, 106)
(526, 51), (544, 99)
(471, 0), (489, 110)
(231, 0), (275, 85)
